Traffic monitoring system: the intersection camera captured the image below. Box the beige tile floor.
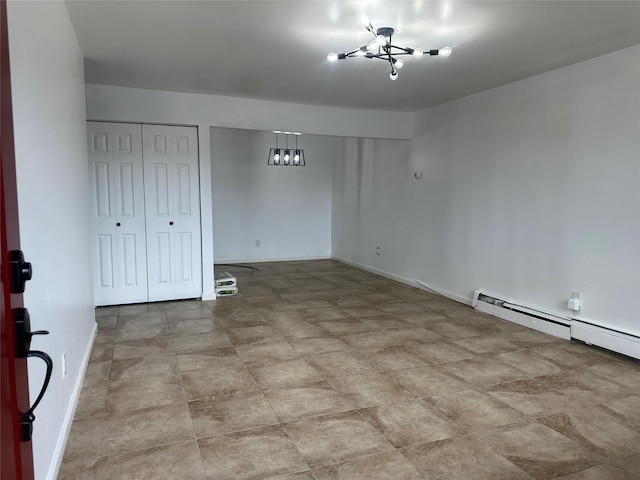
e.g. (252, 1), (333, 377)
(59, 260), (640, 480)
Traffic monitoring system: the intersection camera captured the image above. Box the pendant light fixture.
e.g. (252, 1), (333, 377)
(327, 15), (451, 80)
(267, 132), (306, 167)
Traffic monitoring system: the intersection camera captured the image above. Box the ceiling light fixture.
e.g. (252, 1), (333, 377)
(267, 132), (306, 167)
(327, 16), (451, 80)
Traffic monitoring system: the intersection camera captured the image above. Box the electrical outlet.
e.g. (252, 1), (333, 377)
(568, 291), (581, 312)
(376, 246), (382, 255)
(62, 351), (67, 379)
(255, 240), (260, 247)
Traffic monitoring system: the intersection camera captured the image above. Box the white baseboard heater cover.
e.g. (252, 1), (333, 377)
(571, 321), (640, 360)
(472, 290), (640, 359)
(472, 290), (571, 340)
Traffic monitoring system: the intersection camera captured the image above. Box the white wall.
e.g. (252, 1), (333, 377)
(211, 128), (336, 262)
(8, 2), (95, 479)
(332, 136), (414, 271)
(85, 84), (412, 298)
(333, 45), (640, 337)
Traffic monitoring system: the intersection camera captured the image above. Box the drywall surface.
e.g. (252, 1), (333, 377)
(332, 136), (414, 271)
(85, 84), (412, 298)
(211, 128), (335, 262)
(333, 45), (640, 336)
(8, 2), (95, 479)
(85, 84), (413, 140)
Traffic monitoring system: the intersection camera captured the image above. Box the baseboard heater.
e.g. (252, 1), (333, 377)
(472, 290), (640, 359)
(571, 320), (640, 360)
(471, 290), (571, 340)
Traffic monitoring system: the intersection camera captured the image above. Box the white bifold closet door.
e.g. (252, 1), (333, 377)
(142, 124), (202, 302)
(88, 122), (202, 305)
(88, 122), (148, 305)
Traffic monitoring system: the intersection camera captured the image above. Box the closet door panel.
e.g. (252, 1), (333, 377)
(88, 122), (147, 306)
(176, 231), (193, 283)
(143, 124), (201, 301)
(171, 128), (201, 299)
(96, 234), (115, 288)
(143, 129), (176, 302)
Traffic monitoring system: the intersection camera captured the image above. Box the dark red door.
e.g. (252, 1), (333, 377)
(1, 0), (35, 478)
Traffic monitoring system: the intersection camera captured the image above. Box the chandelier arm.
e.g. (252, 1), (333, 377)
(386, 49), (395, 72)
(389, 45), (414, 54)
(352, 53), (387, 61)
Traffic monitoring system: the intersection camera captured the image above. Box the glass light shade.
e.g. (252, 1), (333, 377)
(284, 150), (290, 162)
(294, 151), (300, 162)
(366, 40), (378, 51)
(376, 35), (387, 46)
(439, 46), (452, 57)
(327, 52), (338, 62)
(413, 48), (423, 58)
(394, 58), (404, 69)
(390, 71), (398, 81)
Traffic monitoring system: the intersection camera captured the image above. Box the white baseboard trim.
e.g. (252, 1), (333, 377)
(331, 256), (471, 305)
(215, 255), (331, 264)
(414, 279), (472, 305)
(47, 321), (97, 480)
(201, 292), (216, 301)
(332, 256), (417, 287)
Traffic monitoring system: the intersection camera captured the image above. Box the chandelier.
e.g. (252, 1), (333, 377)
(267, 132), (306, 167)
(327, 16), (451, 80)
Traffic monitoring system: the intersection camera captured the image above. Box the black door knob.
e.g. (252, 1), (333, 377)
(169, 221), (174, 226)
(116, 222), (121, 227)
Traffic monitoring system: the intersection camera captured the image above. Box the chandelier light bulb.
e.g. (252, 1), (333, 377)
(366, 40), (378, 51)
(413, 48), (424, 58)
(390, 71), (398, 81)
(327, 52), (338, 62)
(294, 151), (300, 162)
(394, 58), (404, 69)
(376, 35), (387, 46)
(284, 150), (290, 162)
(439, 46), (452, 57)
(360, 15), (372, 30)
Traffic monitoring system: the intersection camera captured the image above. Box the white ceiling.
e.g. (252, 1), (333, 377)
(65, 1), (640, 112)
